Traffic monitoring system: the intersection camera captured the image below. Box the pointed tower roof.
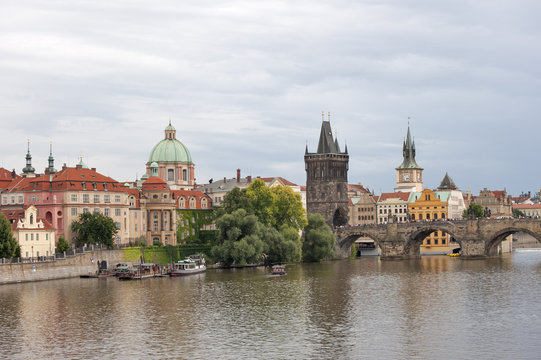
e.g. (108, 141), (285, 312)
(397, 124), (422, 169)
(313, 121), (346, 154)
(45, 141), (57, 174)
(438, 172), (457, 190)
(22, 139), (35, 175)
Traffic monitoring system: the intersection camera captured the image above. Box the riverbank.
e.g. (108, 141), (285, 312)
(0, 249), (124, 285)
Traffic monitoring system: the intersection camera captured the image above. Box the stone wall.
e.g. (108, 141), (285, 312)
(0, 249), (125, 285)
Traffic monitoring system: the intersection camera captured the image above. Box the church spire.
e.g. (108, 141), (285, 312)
(22, 138), (35, 176)
(397, 123), (422, 170)
(45, 141), (57, 174)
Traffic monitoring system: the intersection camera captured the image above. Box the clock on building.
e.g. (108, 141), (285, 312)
(417, 173), (421, 181)
(403, 173), (410, 181)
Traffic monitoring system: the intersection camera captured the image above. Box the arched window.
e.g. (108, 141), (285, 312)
(167, 169), (174, 181)
(30, 215), (33, 225)
(189, 197), (196, 209)
(434, 213), (438, 219)
(179, 197), (185, 209)
(426, 213), (430, 220)
(201, 198), (208, 209)
(441, 212), (446, 218)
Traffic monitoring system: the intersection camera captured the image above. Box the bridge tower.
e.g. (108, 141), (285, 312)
(395, 124), (423, 192)
(305, 113), (349, 228)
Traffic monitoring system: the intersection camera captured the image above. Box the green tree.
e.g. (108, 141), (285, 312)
(512, 209), (525, 218)
(302, 214), (335, 262)
(245, 178), (275, 225)
(56, 235), (70, 253)
(71, 212), (118, 247)
(0, 212), (19, 258)
(264, 225), (302, 265)
(462, 203), (484, 219)
(271, 185), (307, 230)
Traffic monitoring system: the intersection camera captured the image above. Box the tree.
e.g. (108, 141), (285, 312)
(462, 203), (484, 219)
(512, 209), (525, 218)
(71, 212), (118, 247)
(245, 178), (275, 225)
(264, 225), (302, 265)
(56, 235), (70, 253)
(271, 185), (307, 231)
(0, 212), (19, 258)
(302, 214), (335, 262)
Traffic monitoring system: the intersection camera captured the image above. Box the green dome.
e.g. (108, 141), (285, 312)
(148, 138), (192, 164)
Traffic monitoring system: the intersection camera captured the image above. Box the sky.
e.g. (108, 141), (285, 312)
(1, 0), (540, 196)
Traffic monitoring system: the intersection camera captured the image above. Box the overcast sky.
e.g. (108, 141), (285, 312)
(1, 1), (540, 196)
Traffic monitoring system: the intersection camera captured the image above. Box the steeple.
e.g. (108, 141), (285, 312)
(397, 124), (422, 170)
(438, 172), (457, 190)
(22, 138), (35, 176)
(45, 141), (57, 175)
(313, 120), (346, 155)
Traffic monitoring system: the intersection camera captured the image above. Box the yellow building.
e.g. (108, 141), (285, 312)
(408, 189), (452, 253)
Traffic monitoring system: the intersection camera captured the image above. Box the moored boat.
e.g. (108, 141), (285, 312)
(169, 255), (206, 276)
(117, 263), (160, 280)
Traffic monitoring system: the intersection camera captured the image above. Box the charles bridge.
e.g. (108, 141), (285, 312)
(334, 218), (541, 259)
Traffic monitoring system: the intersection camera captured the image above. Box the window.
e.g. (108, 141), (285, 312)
(434, 239), (438, 245)
(182, 169), (187, 181)
(71, 194), (77, 202)
(115, 195), (121, 202)
(189, 197), (196, 208)
(18, 195), (23, 203)
(179, 197), (185, 209)
(25, 234), (28, 241)
(115, 222), (121, 229)
(94, 208), (100, 214)
(36, 234), (39, 241)
(105, 208), (110, 216)
(135, 212), (138, 219)
(71, 208), (77, 216)
(83, 208), (89, 213)
(83, 194), (89, 203)
(104, 195), (110, 203)
(93, 195), (100, 203)
(46, 234), (48, 240)
(115, 208), (121, 216)
(30, 215), (34, 224)
(202, 198), (208, 209)
(135, 224), (138, 231)
(168, 169), (174, 181)
(31, 234), (34, 241)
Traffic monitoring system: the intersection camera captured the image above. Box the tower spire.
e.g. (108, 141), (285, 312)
(22, 138), (35, 176)
(46, 140), (57, 174)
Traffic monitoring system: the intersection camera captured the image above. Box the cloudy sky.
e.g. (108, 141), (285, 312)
(1, 0), (540, 196)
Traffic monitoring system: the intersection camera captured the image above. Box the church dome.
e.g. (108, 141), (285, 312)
(148, 123), (193, 164)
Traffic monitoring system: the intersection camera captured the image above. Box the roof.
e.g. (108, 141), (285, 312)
(378, 192), (410, 202)
(4, 166), (122, 192)
(396, 125), (422, 170)
(438, 173), (457, 190)
(0, 208), (55, 231)
(171, 190), (212, 209)
(260, 177), (298, 187)
(142, 176), (169, 191)
(148, 124), (192, 164)
(408, 190), (450, 203)
(513, 204), (541, 209)
(306, 120), (347, 155)
(0, 168), (20, 189)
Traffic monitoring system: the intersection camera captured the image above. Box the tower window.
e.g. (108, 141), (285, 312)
(168, 169), (174, 181)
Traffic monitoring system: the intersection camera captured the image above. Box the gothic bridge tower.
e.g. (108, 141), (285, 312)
(305, 114), (349, 228)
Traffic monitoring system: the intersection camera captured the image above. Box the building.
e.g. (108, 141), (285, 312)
(1, 205), (56, 259)
(436, 173), (467, 219)
(408, 189), (454, 253)
(377, 192), (410, 224)
(0, 168), (20, 190)
(473, 188), (513, 217)
(196, 169), (253, 206)
(348, 184), (377, 226)
(395, 125), (423, 193)
(305, 116), (349, 228)
(144, 122), (195, 190)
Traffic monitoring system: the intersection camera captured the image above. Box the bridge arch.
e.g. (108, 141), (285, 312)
(485, 227), (541, 256)
(404, 225), (462, 257)
(335, 229), (384, 257)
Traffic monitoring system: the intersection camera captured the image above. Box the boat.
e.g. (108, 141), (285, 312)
(446, 253), (460, 257)
(169, 255), (206, 276)
(271, 264), (286, 276)
(117, 263), (160, 280)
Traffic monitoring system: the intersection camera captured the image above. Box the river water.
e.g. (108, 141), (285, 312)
(1, 252), (540, 359)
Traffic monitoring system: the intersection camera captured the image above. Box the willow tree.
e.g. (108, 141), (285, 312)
(0, 212), (20, 258)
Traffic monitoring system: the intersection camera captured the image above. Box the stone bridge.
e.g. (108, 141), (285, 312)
(335, 218), (541, 259)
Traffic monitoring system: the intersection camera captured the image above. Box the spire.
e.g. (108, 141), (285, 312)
(438, 172), (457, 190)
(397, 123), (422, 170)
(165, 121), (176, 140)
(45, 141), (57, 174)
(22, 138), (35, 175)
(77, 155), (88, 169)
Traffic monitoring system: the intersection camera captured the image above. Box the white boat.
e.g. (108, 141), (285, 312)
(169, 255), (206, 276)
(271, 264), (286, 276)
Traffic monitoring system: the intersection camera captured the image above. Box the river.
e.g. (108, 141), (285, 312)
(1, 252), (540, 359)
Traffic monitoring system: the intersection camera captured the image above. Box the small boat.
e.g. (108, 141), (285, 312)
(117, 263), (160, 280)
(271, 264), (286, 276)
(169, 255), (206, 277)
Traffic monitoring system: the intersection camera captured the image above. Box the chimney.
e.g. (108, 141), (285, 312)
(237, 169), (241, 183)
(223, 177), (227, 183)
(62, 163), (67, 170)
(11, 169), (16, 179)
(247, 175), (252, 183)
(91, 168), (96, 171)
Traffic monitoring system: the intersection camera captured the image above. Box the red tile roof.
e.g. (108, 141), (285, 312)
(0, 168), (20, 189)
(378, 192), (410, 201)
(170, 190), (212, 210)
(0, 209), (55, 231)
(142, 176), (169, 191)
(260, 177), (298, 187)
(4, 166), (122, 192)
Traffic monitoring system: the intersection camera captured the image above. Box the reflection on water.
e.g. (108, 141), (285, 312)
(1, 253), (540, 359)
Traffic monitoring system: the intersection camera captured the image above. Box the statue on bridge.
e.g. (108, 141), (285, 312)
(483, 207), (491, 218)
